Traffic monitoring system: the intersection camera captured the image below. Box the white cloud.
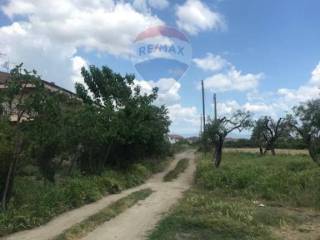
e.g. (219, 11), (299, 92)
(168, 104), (198, 123)
(310, 62), (320, 85)
(221, 62), (320, 123)
(216, 99), (278, 120)
(134, 79), (200, 135)
(176, 0), (225, 35)
(203, 66), (263, 92)
(71, 56), (88, 85)
(277, 63), (320, 104)
(243, 102), (272, 113)
(193, 53), (228, 72)
(134, 78), (181, 105)
(167, 104), (200, 135)
(194, 53), (263, 92)
(0, 0), (162, 89)
(217, 100), (240, 115)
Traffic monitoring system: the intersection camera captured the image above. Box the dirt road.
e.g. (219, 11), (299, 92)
(3, 150), (196, 240)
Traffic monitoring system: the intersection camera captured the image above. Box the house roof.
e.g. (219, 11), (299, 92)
(168, 134), (184, 140)
(0, 71), (77, 97)
(0, 71), (9, 84)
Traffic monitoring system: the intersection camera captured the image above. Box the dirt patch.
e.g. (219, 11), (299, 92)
(272, 208), (320, 240)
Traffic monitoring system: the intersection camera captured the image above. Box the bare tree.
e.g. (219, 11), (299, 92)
(204, 110), (252, 168)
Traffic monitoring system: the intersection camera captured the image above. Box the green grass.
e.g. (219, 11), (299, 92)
(196, 153), (320, 208)
(149, 152), (320, 240)
(54, 188), (153, 240)
(0, 160), (167, 237)
(163, 158), (189, 182)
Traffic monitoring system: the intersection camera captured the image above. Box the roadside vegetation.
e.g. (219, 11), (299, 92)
(149, 152), (320, 240)
(0, 64), (171, 236)
(163, 158), (189, 182)
(0, 162), (161, 236)
(54, 188), (153, 240)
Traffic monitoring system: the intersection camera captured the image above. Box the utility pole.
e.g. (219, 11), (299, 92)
(213, 93), (217, 121)
(200, 115), (203, 136)
(201, 80), (206, 132)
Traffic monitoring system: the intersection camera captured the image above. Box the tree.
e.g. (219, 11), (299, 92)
(204, 110), (252, 168)
(0, 64), (43, 209)
(75, 65), (170, 172)
(27, 91), (81, 182)
(288, 99), (320, 165)
(251, 118), (266, 155)
(251, 116), (290, 155)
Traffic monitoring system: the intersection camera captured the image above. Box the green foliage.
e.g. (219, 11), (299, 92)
(251, 116), (291, 155)
(289, 99), (320, 165)
(74, 65), (170, 171)
(0, 63), (170, 236)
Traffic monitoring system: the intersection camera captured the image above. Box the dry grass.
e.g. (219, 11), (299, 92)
(224, 148), (309, 155)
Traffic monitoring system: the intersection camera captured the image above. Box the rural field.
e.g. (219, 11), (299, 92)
(224, 148), (309, 155)
(2, 147), (319, 240)
(1, 1), (320, 239)
(149, 150), (320, 240)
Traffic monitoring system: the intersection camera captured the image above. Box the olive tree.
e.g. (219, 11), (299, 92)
(288, 99), (320, 165)
(251, 118), (266, 155)
(251, 116), (290, 155)
(204, 110), (252, 168)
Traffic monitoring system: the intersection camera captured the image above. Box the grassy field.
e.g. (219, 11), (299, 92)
(149, 152), (320, 240)
(224, 147), (309, 155)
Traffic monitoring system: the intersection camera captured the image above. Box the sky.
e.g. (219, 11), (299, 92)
(0, 0), (320, 137)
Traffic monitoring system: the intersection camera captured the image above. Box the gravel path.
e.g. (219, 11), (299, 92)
(3, 150), (196, 240)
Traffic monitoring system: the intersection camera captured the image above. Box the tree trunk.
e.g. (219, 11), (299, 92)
(308, 140), (320, 166)
(1, 160), (15, 210)
(259, 145), (263, 155)
(214, 136), (224, 168)
(1, 136), (22, 210)
(271, 148), (276, 156)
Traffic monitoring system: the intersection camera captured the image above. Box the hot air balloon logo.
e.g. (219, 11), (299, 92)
(132, 25), (192, 81)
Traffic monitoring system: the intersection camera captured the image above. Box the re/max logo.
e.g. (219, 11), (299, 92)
(138, 44), (185, 56)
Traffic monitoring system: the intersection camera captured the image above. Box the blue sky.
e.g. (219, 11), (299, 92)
(0, 0), (320, 137)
